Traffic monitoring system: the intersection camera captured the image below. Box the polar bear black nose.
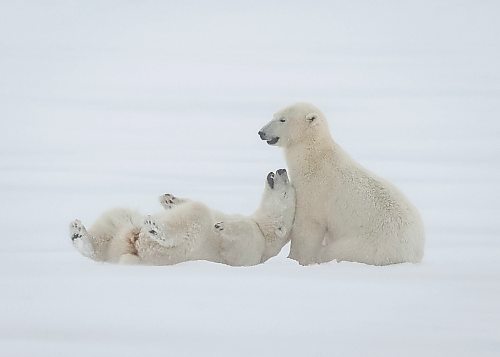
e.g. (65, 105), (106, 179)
(258, 131), (266, 139)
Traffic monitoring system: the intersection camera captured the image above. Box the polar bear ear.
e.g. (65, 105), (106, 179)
(306, 113), (318, 124)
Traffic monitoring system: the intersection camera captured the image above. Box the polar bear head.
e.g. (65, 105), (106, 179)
(257, 168), (296, 241)
(258, 102), (328, 147)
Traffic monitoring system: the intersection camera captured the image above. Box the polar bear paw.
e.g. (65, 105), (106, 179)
(69, 219), (95, 259)
(142, 216), (176, 248)
(159, 193), (185, 210)
(70, 219), (86, 241)
(144, 216), (160, 236)
(214, 222), (225, 231)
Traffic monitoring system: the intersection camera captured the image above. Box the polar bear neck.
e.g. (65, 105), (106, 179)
(252, 199), (294, 261)
(284, 130), (341, 181)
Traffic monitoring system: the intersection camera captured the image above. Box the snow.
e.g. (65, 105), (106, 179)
(1, 1), (499, 356)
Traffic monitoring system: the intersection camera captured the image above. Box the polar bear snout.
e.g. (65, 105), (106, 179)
(259, 120), (283, 146)
(258, 130), (280, 145)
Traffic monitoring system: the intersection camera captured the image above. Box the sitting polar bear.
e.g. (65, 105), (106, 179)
(258, 103), (425, 266)
(69, 169), (295, 266)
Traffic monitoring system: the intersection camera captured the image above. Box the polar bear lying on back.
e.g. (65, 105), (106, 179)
(259, 103), (425, 266)
(70, 169), (295, 266)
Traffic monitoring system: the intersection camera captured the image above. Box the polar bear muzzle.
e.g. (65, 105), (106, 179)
(258, 130), (280, 145)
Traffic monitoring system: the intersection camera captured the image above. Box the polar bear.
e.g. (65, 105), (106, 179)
(69, 169), (295, 266)
(258, 103), (425, 266)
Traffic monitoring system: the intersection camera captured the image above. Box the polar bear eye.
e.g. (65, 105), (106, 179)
(279, 118), (286, 123)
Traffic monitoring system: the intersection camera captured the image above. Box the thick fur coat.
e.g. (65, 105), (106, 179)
(259, 103), (425, 265)
(70, 170), (296, 266)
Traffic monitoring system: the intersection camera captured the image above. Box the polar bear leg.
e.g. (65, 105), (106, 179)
(159, 193), (189, 210)
(214, 221), (240, 264)
(288, 216), (326, 265)
(69, 219), (97, 260)
(214, 221), (238, 264)
(106, 227), (141, 263)
(326, 236), (412, 266)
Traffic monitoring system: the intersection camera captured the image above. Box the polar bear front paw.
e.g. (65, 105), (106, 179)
(214, 222), (225, 232)
(159, 193), (185, 210)
(144, 216), (160, 236)
(142, 216), (176, 248)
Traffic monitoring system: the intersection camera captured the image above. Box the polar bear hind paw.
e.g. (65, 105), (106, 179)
(69, 219), (95, 259)
(70, 219), (85, 241)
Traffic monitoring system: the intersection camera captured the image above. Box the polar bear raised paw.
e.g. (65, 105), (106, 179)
(214, 222), (224, 232)
(143, 216), (160, 236)
(159, 193), (186, 210)
(142, 216), (176, 248)
(70, 219), (85, 241)
(69, 219), (96, 259)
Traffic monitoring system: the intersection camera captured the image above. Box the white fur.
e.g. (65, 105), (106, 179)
(70, 170), (296, 266)
(259, 102), (425, 266)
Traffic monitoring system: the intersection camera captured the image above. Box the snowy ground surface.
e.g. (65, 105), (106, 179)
(1, 1), (499, 356)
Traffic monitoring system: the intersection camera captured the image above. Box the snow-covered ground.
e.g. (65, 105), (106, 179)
(1, 1), (499, 356)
